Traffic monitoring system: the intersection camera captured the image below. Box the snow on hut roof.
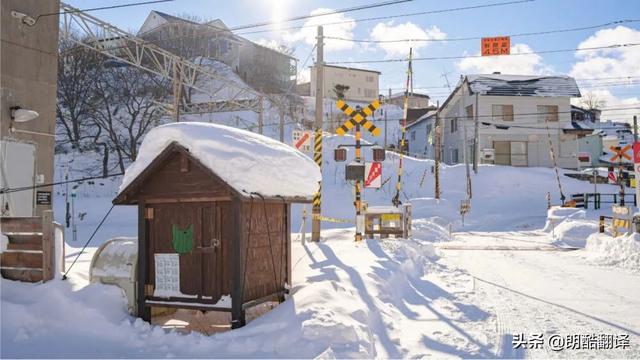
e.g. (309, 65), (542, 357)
(465, 74), (581, 97)
(118, 122), (321, 199)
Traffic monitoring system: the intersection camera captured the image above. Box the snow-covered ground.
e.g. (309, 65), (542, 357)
(3, 128), (640, 358)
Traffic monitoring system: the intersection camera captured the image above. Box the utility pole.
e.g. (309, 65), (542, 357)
(634, 115), (638, 142)
(311, 26), (324, 242)
(460, 82), (472, 199)
(279, 108), (285, 142)
(435, 100), (441, 200)
(392, 48), (413, 207)
(385, 88), (391, 149)
(258, 96), (264, 134)
(463, 116), (472, 199)
(473, 92), (479, 173)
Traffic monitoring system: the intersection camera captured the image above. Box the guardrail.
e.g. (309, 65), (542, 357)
(570, 193), (637, 210)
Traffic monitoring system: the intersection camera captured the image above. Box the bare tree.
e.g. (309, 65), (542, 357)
(92, 64), (170, 172)
(56, 34), (105, 151)
(581, 91), (607, 110)
(332, 84), (350, 100)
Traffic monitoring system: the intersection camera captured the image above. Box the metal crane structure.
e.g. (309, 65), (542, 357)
(59, 2), (266, 125)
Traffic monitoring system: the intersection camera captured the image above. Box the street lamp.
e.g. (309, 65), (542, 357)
(10, 106), (39, 123)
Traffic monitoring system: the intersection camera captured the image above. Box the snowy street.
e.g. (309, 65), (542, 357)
(437, 230), (640, 358)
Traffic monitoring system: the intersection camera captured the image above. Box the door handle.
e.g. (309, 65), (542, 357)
(196, 239), (219, 252)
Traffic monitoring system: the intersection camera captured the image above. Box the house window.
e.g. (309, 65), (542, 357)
(493, 141), (528, 166)
(492, 105), (514, 121)
(365, 89), (376, 98)
(537, 105), (559, 122)
(411, 131), (416, 141)
(466, 105), (474, 119)
(366, 75), (374, 82)
(450, 118), (458, 133)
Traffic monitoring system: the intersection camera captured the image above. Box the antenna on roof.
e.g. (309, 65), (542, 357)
(441, 68), (453, 92)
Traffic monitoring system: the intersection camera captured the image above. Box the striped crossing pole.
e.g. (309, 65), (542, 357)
(335, 99), (381, 242)
(392, 48), (413, 207)
(311, 128), (322, 241)
(355, 122), (363, 242)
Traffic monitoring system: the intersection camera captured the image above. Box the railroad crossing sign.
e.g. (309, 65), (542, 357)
(335, 99), (381, 136)
(610, 145), (632, 162)
(292, 130), (311, 152)
(364, 162), (382, 188)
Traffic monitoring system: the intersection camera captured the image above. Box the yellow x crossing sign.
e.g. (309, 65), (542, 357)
(336, 99), (381, 136)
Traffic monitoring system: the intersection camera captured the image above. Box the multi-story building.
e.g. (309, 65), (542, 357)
(138, 11), (297, 94)
(1, 0), (59, 216)
(438, 74), (582, 169)
(309, 65), (380, 103)
(386, 91), (431, 109)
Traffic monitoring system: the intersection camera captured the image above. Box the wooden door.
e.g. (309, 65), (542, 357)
(493, 141), (511, 165)
(149, 202), (228, 303)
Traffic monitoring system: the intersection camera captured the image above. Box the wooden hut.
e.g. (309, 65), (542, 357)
(113, 123), (319, 328)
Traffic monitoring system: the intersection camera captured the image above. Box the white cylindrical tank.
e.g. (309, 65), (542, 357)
(89, 237), (137, 314)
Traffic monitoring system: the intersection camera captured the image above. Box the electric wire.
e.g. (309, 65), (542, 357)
(323, 19), (640, 43)
(62, 204), (115, 280)
(327, 43), (640, 64)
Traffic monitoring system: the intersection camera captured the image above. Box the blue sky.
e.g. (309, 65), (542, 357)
(65, 0), (640, 120)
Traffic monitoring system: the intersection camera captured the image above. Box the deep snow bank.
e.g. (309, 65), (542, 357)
(584, 232), (640, 272)
(1, 231), (497, 358)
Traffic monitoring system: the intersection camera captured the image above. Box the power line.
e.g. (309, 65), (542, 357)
(235, 105), (640, 131)
(323, 19), (640, 43)
(383, 76), (640, 91)
(235, 0), (535, 36)
(120, 0), (534, 55)
(39, 0), (174, 19)
(327, 43), (640, 64)
(230, 0), (413, 31)
(0, 173), (124, 195)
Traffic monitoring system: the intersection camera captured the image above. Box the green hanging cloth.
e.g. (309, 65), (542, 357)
(172, 224), (193, 254)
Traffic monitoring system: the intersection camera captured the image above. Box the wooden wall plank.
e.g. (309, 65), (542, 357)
(0, 269), (43, 282)
(0, 217), (42, 233)
(1, 252), (43, 268)
(41, 210), (54, 282)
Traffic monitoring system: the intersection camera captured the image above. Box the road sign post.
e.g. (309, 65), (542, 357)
(336, 99), (381, 242)
(634, 142), (640, 208)
(292, 130), (311, 152)
(365, 162), (382, 188)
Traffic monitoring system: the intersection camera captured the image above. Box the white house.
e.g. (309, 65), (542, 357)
(439, 74), (582, 169)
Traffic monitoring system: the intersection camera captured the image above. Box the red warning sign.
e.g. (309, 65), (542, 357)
(481, 36), (510, 56)
(633, 141), (640, 164)
(365, 162), (382, 188)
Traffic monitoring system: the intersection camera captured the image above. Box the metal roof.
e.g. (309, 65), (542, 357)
(406, 110), (437, 129)
(466, 74), (581, 97)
